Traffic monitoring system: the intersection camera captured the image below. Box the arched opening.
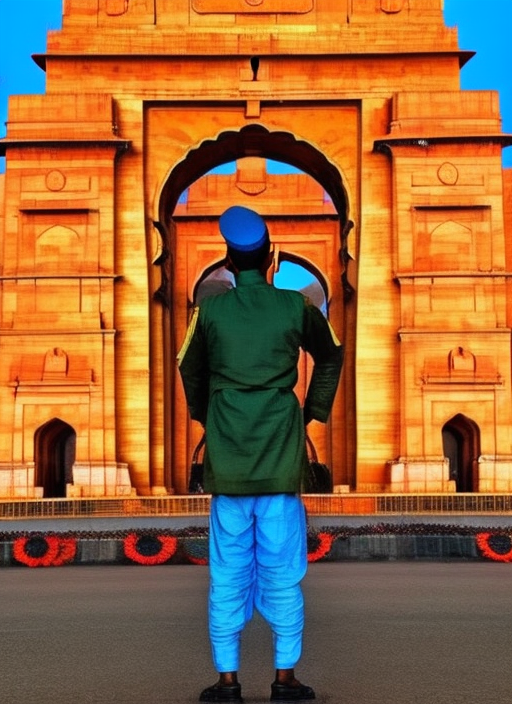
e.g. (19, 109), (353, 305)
(158, 125), (348, 221)
(195, 254), (329, 315)
(155, 126), (355, 493)
(442, 414), (480, 492)
(34, 419), (76, 498)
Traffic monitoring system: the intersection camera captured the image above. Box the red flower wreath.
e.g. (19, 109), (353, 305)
(52, 537), (77, 566)
(124, 533), (178, 565)
(476, 532), (512, 562)
(13, 535), (77, 568)
(307, 532), (335, 563)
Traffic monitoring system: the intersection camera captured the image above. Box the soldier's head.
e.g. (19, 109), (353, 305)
(219, 206), (271, 272)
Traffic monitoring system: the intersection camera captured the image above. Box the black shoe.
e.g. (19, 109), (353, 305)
(199, 682), (243, 702)
(270, 681), (315, 701)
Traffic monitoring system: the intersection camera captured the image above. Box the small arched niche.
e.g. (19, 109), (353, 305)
(442, 414), (480, 492)
(34, 418), (76, 498)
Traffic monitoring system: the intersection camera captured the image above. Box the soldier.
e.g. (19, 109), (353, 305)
(178, 205), (343, 703)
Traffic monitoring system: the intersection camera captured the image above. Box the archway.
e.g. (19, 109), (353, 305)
(155, 126), (353, 310)
(155, 126), (355, 493)
(34, 419), (76, 498)
(442, 414), (480, 492)
(158, 125), (348, 222)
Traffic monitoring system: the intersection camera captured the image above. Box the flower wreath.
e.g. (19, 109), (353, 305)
(475, 532), (512, 562)
(13, 535), (77, 567)
(123, 532), (178, 565)
(307, 532), (335, 563)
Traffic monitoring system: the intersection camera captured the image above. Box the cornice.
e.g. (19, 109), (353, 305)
(0, 138), (131, 157)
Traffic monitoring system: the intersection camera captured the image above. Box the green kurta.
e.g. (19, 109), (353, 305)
(178, 269), (343, 495)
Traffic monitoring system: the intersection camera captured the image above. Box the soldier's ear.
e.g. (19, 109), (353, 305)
(225, 254), (238, 274)
(263, 248), (276, 283)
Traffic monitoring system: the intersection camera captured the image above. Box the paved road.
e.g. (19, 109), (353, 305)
(1, 562), (512, 704)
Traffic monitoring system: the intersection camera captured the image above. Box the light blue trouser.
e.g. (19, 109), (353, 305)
(208, 494), (307, 673)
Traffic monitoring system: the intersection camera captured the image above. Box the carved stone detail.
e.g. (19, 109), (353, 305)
(106, 0), (128, 16)
(192, 0), (312, 13)
(381, 0), (404, 13)
(437, 162), (459, 185)
(45, 170), (66, 192)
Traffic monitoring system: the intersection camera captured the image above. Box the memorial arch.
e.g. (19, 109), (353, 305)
(0, 0), (511, 497)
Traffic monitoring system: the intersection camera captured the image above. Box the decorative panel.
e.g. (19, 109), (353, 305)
(192, 0), (313, 13)
(413, 207), (491, 272)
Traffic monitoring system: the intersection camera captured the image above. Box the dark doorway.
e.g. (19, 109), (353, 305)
(34, 419), (76, 498)
(442, 414), (480, 492)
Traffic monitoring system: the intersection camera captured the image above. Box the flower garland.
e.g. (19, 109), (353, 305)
(8, 526), (512, 567)
(123, 532), (178, 565)
(307, 532), (335, 562)
(475, 532), (512, 562)
(13, 535), (77, 567)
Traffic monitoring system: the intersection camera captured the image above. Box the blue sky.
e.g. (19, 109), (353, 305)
(0, 0), (511, 172)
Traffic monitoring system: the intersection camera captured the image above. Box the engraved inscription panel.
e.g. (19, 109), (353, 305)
(192, 0), (313, 13)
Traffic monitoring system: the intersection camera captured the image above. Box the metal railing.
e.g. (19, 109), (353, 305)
(0, 496), (212, 520)
(1, 493), (512, 519)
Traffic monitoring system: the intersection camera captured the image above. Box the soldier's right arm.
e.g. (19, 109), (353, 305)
(177, 307), (209, 425)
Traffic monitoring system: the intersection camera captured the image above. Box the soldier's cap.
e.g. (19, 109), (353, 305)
(219, 206), (268, 252)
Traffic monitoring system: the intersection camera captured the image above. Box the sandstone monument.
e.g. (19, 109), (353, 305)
(0, 0), (511, 498)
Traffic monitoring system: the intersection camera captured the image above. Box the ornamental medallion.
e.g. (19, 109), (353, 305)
(380, 0), (404, 13)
